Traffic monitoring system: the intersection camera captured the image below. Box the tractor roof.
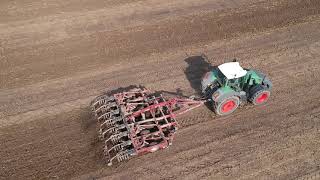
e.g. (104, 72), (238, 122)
(218, 62), (247, 79)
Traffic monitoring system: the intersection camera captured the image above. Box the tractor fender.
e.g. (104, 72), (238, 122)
(212, 87), (241, 103)
(262, 76), (273, 90)
(201, 71), (218, 93)
(251, 69), (272, 90)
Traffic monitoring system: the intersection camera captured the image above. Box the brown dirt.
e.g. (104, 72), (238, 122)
(1, 0), (320, 179)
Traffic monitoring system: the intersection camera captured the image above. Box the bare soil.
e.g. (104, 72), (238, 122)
(1, 0), (320, 179)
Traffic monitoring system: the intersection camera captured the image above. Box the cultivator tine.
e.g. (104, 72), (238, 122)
(94, 103), (118, 115)
(105, 131), (128, 144)
(107, 150), (131, 166)
(106, 140), (132, 154)
(101, 126), (116, 138)
(104, 140), (132, 166)
(100, 118), (115, 129)
(101, 124), (126, 138)
(91, 95), (115, 110)
(116, 151), (130, 162)
(97, 110), (120, 122)
(101, 116), (124, 129)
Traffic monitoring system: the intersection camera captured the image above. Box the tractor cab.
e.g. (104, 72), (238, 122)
(217, 62), (247, 91)
(218, 62), (247, 80)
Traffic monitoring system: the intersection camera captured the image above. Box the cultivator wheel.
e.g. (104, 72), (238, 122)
(91, 88), (179, 166)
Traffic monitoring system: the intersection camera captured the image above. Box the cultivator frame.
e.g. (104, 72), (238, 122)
(91, 88), (205, 166)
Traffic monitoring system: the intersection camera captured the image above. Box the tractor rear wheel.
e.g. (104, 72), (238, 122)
(214, 96), (240, 116)
(249, 85), (271, 105)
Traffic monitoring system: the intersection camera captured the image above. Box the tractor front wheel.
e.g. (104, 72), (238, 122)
(249, 85), (271, 105)
(214, 96), (240, 116)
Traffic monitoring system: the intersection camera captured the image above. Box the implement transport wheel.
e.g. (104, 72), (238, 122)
(214, 96), (240, 116)
(249, 85), (271, 105)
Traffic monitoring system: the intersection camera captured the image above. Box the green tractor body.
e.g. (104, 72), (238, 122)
(201, 62), (272, 115)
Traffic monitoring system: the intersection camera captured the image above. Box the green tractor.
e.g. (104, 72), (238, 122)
(201, 61), (272, 115)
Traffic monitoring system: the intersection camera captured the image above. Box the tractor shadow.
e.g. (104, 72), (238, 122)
(183, 55), (217, 111)
(183, 55), (216, 95)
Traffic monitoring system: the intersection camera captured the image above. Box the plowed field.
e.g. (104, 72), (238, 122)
(1, 0), (320, 179)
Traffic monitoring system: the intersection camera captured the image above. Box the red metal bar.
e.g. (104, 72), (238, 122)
(173, 98), (206, 116)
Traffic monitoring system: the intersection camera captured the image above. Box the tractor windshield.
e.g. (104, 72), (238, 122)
(216, 68), (240, 88)
(216, 68), (227, 85)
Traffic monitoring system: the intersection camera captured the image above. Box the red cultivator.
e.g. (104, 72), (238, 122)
(91, 88), (205, 166)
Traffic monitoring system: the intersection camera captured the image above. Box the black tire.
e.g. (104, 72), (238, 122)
(249, 85), (271, 105)
(214, 96), (240, 116)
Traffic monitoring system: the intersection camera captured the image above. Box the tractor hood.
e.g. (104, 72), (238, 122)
(201, 70), (220, 93)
